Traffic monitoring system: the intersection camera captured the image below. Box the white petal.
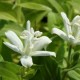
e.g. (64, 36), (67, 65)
(33, 36), (52, 51)
(20, 56), (33, 68)
(72, 15), (80, 25)
(20, 30), (28, 39)
(30, 28), (34, 34)
(68, 35), (75, 44)
(34, 31), (42, 37)
(5, 31), (23, 51)
(3, 42), (21, 53)
(75, 31), (80, 40)
(73, 41), (80, 45)
(30, 51), (56, 57)
(26, 20), (30, 31)
(71, 16), (80, 37)
(52, 28), (68, 41)
(61, 12), (72, 35)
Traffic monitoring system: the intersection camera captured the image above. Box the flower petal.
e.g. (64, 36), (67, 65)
(68, 35), (75, 44)
(3, 42), (21, 53)
(5, 31), (23, 51)
(72, 15), (80, 25)
(34, 31), (42, 37)
(61, 12), (72, 35)
(26, 20), (30, 31)
(33, 36), (52, 51)
(52, 28), (68, 41)
(20, 56), (33, 68)
(71, 16), (80, 37)
(73, 41), (80, 45)
(30, 28), (34, 34)
(30, 51), (56, 57)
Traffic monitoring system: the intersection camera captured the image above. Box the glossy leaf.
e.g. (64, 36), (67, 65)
(68, 70), (80, 80)
(0, 12), (17, 22)
(18, 2), (52, 11)
(0, 61), (21, 80)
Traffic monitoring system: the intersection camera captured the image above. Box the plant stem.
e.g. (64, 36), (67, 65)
(68, 45), (72, 67)
(62, 45), (72, 80)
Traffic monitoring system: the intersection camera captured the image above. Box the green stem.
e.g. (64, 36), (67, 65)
(20, 67), (27, 80)
(62, 45), (72, 80)
(68, 45), (72, 67)
(62, 71), (68, 80)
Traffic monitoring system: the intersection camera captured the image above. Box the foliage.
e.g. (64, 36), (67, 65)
(0, 0), (80, 80)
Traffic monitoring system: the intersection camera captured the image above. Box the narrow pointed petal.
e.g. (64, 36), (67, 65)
(20, 56), (33, 68)
(5, 31), (23, 51)
(72, 15), (80, 25)
(3, 42), (21, 53)
(68, 35), (75, 44)
(33, 36), (52, 51)
(31, 28), (34, 34)
(52, 28), (68, 41)
(73, 31), (80, 43)
(71, 16), (80, 37)
(73, 41), (80, 45)
(31, 51), (56, 57)
(26, 20), (30, 31)
(61, 12), (72, 35)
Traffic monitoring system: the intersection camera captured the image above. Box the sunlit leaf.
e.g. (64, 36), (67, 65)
(68, 70), (80, 80)
(0, 12), (17, 22)
(0, 54), (4, 62)
(18, 2), (52, 12)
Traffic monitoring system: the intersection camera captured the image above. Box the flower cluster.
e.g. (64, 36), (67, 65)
(4, 12), (80, 68)
(4, 20), (56, 68)
(52, 12), (80, 46)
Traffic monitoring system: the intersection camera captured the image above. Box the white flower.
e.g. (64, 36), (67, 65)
(52, 12), (80, 45)
(4, 20), (56, 68)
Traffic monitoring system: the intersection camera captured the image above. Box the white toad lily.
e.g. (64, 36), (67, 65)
(52, 12), (80, 45)
(4, 20), (56, 68)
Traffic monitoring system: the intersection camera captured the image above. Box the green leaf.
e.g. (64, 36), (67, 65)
(0, 61), (21, 73)
(0, 67), (19, 80)
(68, 70), (80, 80)
(47, 12), (61, 31)
(35, 11), (48, 23)
(0, 23), (24, 36)
(18, 2), (52, 12)
(32, 57), (58, 80)
(23, 10), (48, 27)
(75, 68), (80, 74)
(0, 12), (17, 22)
(48, 12), (57, 27)
(48, 0), (64, 13)
(68, 0), (80, 14)
(0, 61), (21, 80)
(0, 0), (14, 4)
(0, 54), (4, 62)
